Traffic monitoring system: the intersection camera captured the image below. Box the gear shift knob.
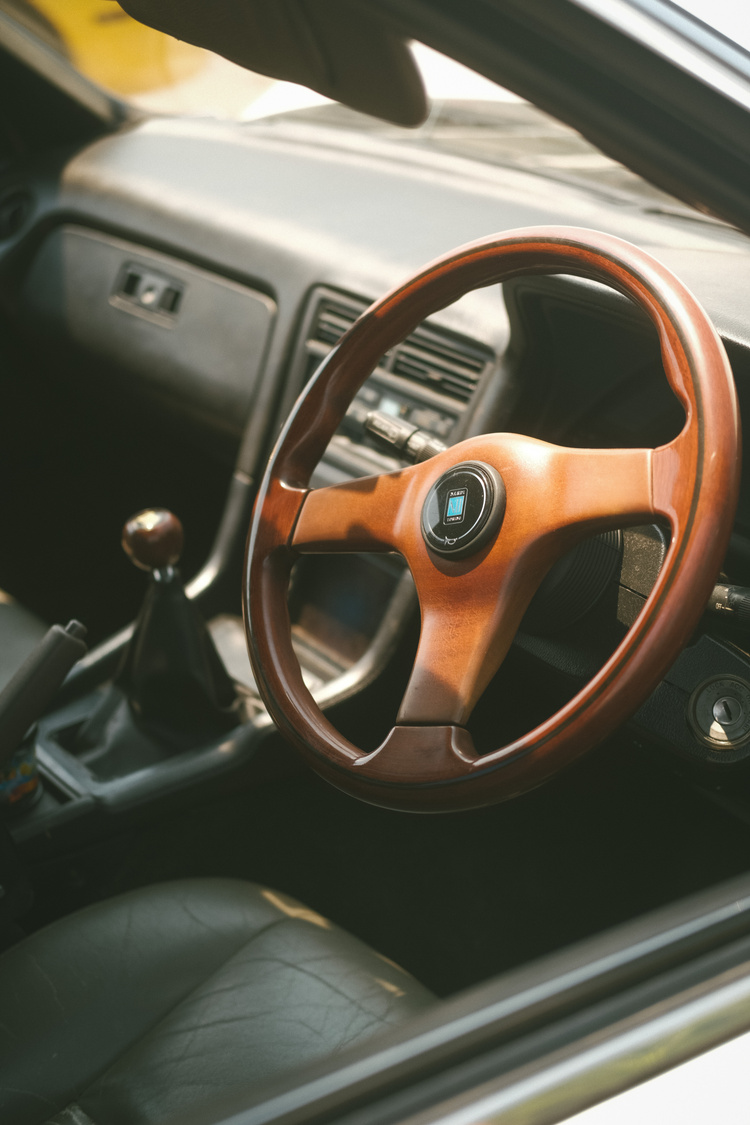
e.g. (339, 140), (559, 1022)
(122, 509), (184, 572)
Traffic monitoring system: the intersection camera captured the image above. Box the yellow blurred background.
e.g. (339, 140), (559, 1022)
(21, 0), (204, 92)
(5, 0), (272, 114)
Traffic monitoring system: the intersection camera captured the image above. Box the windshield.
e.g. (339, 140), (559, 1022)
(0, 0), (741, 217)
(0, 1), (519, 120)
(4, 0), (749, 117)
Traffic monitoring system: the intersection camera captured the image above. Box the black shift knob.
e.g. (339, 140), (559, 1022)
(122, 509), (184, 571)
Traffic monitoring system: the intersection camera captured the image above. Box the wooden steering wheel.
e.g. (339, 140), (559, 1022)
(243, 228), (740, 812)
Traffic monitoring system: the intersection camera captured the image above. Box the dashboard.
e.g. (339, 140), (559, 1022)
(7, 110), (750, 832)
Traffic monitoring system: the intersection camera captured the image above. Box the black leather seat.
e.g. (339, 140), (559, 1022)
(0, 878), (435, 1125)
(0, 597), (48, 692)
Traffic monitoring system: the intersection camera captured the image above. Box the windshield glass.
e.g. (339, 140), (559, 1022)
(0, 1), (519, 120)
(4, 0), (749, 117)
(0, 0), (736, 216)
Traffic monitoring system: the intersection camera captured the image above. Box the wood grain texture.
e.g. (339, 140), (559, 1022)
(122, 508), (184, 571)
(244, 227), (740, 811)
(294, 438), (653, 723)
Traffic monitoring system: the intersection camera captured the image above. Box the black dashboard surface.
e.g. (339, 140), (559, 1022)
(8, 115), (750, 454)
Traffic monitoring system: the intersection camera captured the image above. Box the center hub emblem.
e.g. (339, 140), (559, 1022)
(421, 461), (506, 559)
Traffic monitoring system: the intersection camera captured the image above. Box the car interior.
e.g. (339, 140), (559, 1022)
(3, 1), (750, 1124)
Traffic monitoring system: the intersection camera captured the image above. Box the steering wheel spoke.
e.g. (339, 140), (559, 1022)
(292, 469), (416, 554)
(536, 444), (654, 533)
(398, 568), (541, 725)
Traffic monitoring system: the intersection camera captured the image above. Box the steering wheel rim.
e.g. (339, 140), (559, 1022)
(243, 227), (740, 812)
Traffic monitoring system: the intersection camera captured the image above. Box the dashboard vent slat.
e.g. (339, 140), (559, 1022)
(392, 339), (485, 403)
(307, 294), (492, 405)
(312, 302), (359, 346)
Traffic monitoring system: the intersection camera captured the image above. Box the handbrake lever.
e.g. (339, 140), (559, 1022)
(0, 620), (87, 768)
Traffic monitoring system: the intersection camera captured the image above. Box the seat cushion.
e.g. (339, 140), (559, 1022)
(0, 879), (435, 1125)
(0, 597), (48, 692)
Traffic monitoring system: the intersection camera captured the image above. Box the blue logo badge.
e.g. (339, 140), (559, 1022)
(445, 488), (467, 524)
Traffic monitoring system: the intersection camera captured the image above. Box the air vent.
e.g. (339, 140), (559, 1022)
(304, 290), (493, 408)
(311, 300), (360, 346)
(392, 335), (486, 403)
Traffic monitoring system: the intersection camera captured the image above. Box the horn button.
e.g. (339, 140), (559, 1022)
(421, 461), (506, 559)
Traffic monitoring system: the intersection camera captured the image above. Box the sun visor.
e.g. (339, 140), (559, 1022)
(115, 0), (428, 126)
